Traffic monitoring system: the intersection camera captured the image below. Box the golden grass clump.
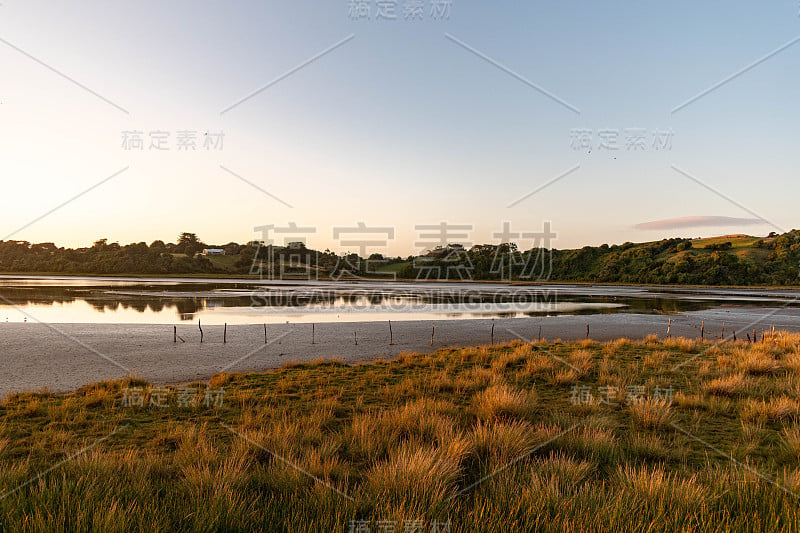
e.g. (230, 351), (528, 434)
(530, 451), (596, 490)
(473, 384), (536, 421)
(347, 412), (390, 458)
(703, 373), (748, 397)
(780, 424), (800, 460)
(783, 351), (800, 374)
(624, 432), (670, 460)
(491, 345), (531, 373)
(569, 349), (594, 375)
(617, 464), (707, 505)
(779, 467), (800, 494)
(603, 338), (631, 354)
(734, 347), (781, 376)
(181, 455), (252, 496)
(740, 396), (800, 423)
(673, 392), (707, 410)
(365, 443), (465, 509)
(550, 368), (579, 386)
(455, 366), (493, 391)
(523, 353), (556, 376)
(662, 337), (697, 353)
(643, 350), (670, 369)
(470, 420), (535, 465)
(560, 424), (617, 462)
(387, 399), (457, 442)
(628, 397), (673, 429)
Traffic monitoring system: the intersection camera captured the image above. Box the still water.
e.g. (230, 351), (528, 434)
(0, 275), (797, 325)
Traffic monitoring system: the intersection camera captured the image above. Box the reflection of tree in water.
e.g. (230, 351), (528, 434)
(0, 283), (791, 323)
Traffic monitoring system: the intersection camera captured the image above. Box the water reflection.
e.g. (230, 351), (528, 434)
(0, 276), (797, 325)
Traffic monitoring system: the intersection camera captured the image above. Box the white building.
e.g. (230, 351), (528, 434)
(202, 248), (226, 256)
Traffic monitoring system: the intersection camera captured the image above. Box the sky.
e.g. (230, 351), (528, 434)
(0, 1), (798, 256)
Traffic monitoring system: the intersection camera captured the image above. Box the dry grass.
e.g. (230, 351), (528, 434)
(522, 353), (556, 376)
(740, 396), (800, 423)
(569, 349), (594, 375)
(735, 347), (781, 375)
(629, 397), (673, 429)
(780, 424), (800, 460)
(662, 337), (697, 353)
(617, 464), (708, 505)
(674, 392), (707, 410)
(2, 335), (800, 531)
(470, 420), (536, 466)
(473, 384), (536, 421)
(643, 350), (670, 369)
(624, 432), (670, 460)
(365, 442), (466, 509)
(703, 373), (749, 396)
(550, 368), (579, 386)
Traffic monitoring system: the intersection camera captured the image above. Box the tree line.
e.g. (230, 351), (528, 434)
(2, 231), (800, 286)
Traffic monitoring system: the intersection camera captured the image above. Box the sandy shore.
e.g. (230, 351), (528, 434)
(2, 306), (800, 397)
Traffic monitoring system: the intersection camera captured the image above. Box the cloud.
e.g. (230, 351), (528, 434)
(634, 216), (765, 231)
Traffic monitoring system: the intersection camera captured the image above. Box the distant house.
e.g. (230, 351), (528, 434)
(287, 242), (306, 250)
(201, 248), (226, 256)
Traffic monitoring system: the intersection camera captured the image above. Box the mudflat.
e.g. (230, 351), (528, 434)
(2, 306), (800, 397)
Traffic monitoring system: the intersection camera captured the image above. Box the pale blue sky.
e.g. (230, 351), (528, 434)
(0, 1), (798, 255)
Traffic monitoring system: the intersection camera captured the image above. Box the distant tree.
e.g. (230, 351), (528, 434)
(175, 233), (205, 255)
(223, 242), (240, 256)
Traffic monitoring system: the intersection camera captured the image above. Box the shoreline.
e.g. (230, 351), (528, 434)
(3, 272), (800, 291)
(3, 307), (800, 398)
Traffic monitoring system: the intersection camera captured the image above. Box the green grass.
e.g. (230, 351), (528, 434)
(376, 262), (410, 274)
(204, 255), (241, 271)
(691, 235), (761, 249)
(2, 334), (800, 531)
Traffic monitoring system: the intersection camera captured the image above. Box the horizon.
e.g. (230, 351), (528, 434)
(2, 1), (798, 256)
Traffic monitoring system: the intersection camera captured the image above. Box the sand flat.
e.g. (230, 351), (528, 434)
(2, 307), (800, 397)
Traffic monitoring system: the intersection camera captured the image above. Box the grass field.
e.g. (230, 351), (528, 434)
(690, 235), (761, 249)
(2, 333), (800, 531)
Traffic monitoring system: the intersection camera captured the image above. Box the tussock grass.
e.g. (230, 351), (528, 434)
(624, 432), (670, 460)
(735, 347), (782, 375)
(663, 337), (697, 353)
(741, 396), (800, 423)
(530, 451), (596, 490)
(569, 349), (594, 375)
(629, 397), (673, 429)
(471, 420), (536, 466)
(780, 424), (800, 460)
(365, 442), (467, 510)
(703, 373), (749, 396)
(473, 384), (536, 421)
(674, 392), (707, 410)
(643, 350), (670, 369)
(617, 464), (708, 505)
(3, 335), (800, 531)
(522, 353), (556, 376)
(550, 368), (579, 386)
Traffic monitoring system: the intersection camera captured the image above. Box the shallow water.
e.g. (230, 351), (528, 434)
(0, 275), (797, 325)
